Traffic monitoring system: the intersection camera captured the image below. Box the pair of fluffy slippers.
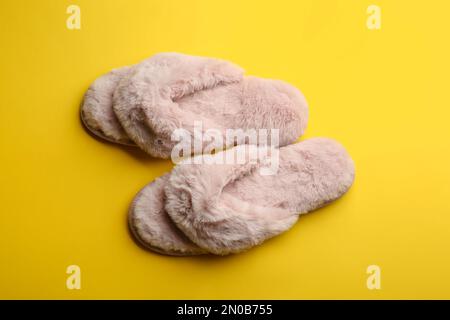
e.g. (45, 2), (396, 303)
(81, 52), (355, 256)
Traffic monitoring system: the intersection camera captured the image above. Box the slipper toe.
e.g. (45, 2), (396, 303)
(129, 174), (206, 256)
(81, 66), (134, 145)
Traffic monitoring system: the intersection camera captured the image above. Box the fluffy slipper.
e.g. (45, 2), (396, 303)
(164, 138), (355, 255)
(81, 66), (135, 145)
(113, 52), (309, 158)
(128, 173), (206, 256)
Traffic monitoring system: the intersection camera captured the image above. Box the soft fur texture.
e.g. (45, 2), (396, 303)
(81, 66), (134, 144)
(80, 53), (354, 257)
(129, 174), (206, 256)
(113, 52), (309, 158)
(164, 138), (355, 255)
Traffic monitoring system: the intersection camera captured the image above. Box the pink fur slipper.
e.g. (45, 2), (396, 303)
(128, 174), (205, 256)
(113, 52), (309, 158)
(164, 138), (355, 255)
(81, 66), (134, 145)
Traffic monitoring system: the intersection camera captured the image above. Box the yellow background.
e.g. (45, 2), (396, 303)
(1, 0), (449, 299)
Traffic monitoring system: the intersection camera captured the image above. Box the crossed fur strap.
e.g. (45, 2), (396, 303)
(114, 52), (245, 139)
